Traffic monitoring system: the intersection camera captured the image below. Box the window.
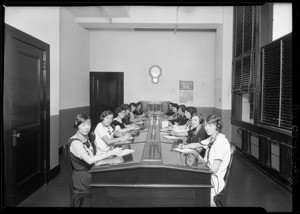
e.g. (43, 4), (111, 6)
(232, 6), (256, 93)
(232, 6), (256, 122)
(259, 33), (292, 130)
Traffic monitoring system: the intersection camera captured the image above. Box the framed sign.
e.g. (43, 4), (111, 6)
(179, 81), (193, 103)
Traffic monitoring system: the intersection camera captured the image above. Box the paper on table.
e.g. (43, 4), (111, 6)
(160, 127), (169, 132)
(173, 148), (195, 154)
(163, 135), (179, 140)
(116, 149), (135, 157)
(94, 156), (124, 166)
(161, 120), (169, 128)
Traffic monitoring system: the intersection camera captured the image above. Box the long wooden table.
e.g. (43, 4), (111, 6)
(89, 111), (213, 207)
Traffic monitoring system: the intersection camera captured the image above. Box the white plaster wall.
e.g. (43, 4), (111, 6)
(273, 3), (292, 41)
(59, 7), (90, 110)
(5, 7), (60, 169)
(221, 7), (233, 110)
(90, 29), (216, 107)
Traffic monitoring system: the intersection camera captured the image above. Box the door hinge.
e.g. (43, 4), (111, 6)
(42, 60), (46, 70)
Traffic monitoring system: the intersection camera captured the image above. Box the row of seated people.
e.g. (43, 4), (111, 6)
(163, 102), (209, 157)
(67, 102), (146, 196)
(67, 101), (231, 207)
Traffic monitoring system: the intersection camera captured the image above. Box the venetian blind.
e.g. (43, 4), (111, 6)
(232, 6), (256, 92)
(260, 33), (292, 130)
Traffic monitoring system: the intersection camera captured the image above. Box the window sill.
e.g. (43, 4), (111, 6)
(231, 118), (292, 142)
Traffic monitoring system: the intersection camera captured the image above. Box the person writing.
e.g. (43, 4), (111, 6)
(111, 107), (138, 136)
(170, 106), (197, 136)
(178, 113), (209, 157)
(179, 115), (231, 207)
(129, 102), (143, 123)
(170, 104), (188, 125)
(134, 102), (144, 116)
(94, 110), (132, 152)
(67, 114), (122, 193)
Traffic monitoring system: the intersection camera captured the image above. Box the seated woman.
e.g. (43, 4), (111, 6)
(180, 115), (231, 207)
(134, 102), (144, 116)
(185, 113), (209, 157)
(167, 103), (180, 121)
(68, 114), (122, 193)
(129, 102), (143, 123)
(170, 104), (188, 125)
(94, 110), (132, 152)
(165, 102), (174, 116)
(120, 104), (131, 125)
(171, 106), (197, 135)
(111, 107), (138, 136)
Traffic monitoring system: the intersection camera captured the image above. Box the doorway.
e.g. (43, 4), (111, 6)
(90, 72), (124, 130)
(3, 24), (50, 206)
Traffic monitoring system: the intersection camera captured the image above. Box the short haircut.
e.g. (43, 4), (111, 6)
(115, 106), (124, 114)
(73, 114), (91, 129)
(185, 106), (197, 117)
(191, 113), (204, 124)
(205, 114), (223, 131)
(120, 104), (130, 110)
(172, 103), (179, 110)
(100, 110), (113, 121)
(136, 102), (142, 107)
(179, 104), (186, 112)
(129, 102), (137, 108)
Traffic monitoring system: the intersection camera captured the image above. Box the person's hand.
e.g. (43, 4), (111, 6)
(122, 133), (131, 141)
(171, 130), (177, 136)
(108, 147), (122, 156)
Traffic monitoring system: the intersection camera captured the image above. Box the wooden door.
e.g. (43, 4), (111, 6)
(3, 24), (50, 206)
(90, 72), (124, 130)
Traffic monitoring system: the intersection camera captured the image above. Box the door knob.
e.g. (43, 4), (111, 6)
(13, 130), (21, 147)
(13, 132), (21, 138)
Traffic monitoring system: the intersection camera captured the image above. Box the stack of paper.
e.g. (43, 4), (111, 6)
(163, 135), (178, 140)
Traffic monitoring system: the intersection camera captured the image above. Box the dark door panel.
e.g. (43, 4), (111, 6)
(4, 24), (49, 206)
(90, 72), (124, 130)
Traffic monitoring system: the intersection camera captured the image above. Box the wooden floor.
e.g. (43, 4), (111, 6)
(15, 150), (292, 212)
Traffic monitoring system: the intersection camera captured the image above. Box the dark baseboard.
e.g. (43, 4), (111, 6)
(46, 164), (61, 184)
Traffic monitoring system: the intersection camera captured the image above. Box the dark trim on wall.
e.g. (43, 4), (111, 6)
(46, 164), (61, 183)
(235, 146), (292, 192)
(231, 118), (292, 144)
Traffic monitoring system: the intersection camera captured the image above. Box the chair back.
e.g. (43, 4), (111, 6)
(63, 143), (75, 207)
(214, 144), (237, 207)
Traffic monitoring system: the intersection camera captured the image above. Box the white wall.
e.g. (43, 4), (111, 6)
(5, 7), (60, 169)
(60, 7), (90, 109)
(90, 29), (216, 107)
(273, 3), (292, 41)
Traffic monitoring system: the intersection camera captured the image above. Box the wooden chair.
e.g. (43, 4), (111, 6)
(214, 144), (237, 207)
(63, 143), (92, 207)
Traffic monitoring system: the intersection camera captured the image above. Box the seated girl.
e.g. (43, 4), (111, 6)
(94, 110), (133, 152)
(167, 103), (180, 121)
(68, 114), (123, 193)
(175, 113), (209, 157)
(165, 102), (174, 116)
(170, 104), (188, 125)
(179, 115), (231, 207)
(111, 107), (139, 136)
(170, 106), (197, 135)
(134, 102), (145, 116)
(129, 102), (143, 123)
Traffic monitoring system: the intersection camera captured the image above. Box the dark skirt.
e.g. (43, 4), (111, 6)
(72, 170), (92, 193)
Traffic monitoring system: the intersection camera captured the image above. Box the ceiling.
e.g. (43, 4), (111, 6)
(66, 6), (130, 18)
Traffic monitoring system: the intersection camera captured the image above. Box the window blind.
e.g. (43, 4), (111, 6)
(233, 6), (256, 93)
(260, 33), (292, 130)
